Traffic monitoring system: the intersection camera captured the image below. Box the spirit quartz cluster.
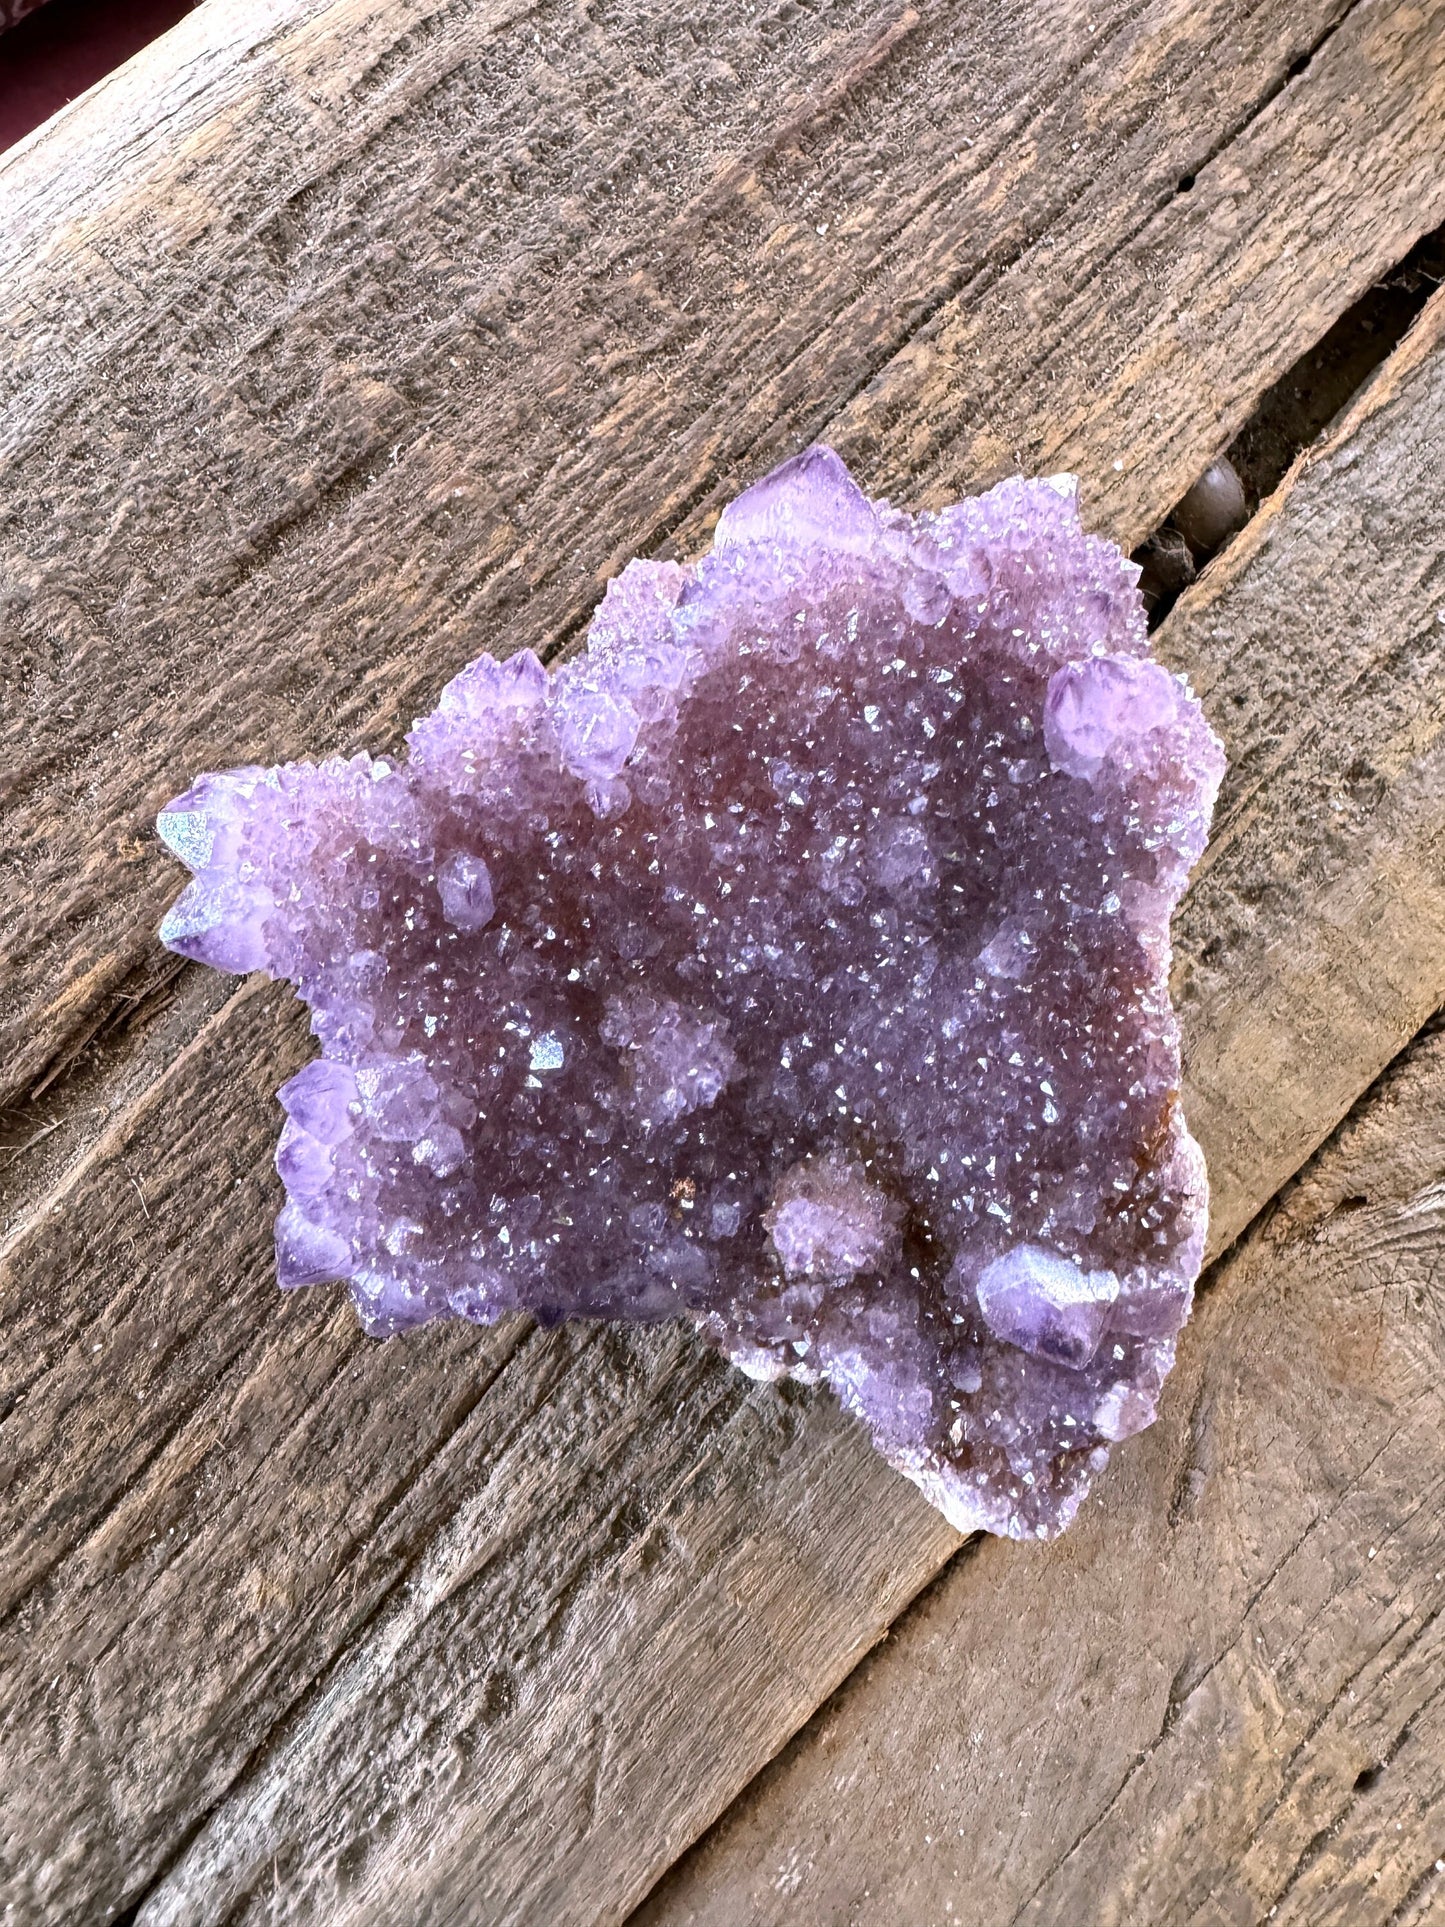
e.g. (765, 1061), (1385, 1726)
(158, 447), (1224, 1540)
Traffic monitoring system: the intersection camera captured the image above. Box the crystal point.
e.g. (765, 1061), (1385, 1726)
(158, 446), (1224, 1539)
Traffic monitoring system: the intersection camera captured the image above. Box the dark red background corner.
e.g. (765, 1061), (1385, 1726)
(1, 0), (198, 153)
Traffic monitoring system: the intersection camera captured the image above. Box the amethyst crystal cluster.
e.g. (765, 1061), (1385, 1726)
(158, 448), (1223, 1539)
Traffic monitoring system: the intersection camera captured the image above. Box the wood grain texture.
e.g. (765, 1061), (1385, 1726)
(4, 0), (1444, 1114)
(634, 1032), (1445, 1927)
(1, 1), (1443, 1923)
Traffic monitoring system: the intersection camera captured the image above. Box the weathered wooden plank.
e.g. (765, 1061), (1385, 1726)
(4, 0), (1444, 1116)
(115, 279), (1445, 1927)
(1, 6), (1443, 1925)
(635, 1026), (1445, 1927)
(0, 244), (1437, 1927)
(123, 286), (1445, 1921)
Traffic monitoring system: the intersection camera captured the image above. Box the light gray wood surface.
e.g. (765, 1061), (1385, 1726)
(0, 1), (1442, 1921)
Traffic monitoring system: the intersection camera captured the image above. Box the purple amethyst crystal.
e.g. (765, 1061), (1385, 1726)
(157, 447), (1224, 1539)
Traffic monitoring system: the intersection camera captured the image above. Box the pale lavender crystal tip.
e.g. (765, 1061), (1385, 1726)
(157, 446), (1224, 1539)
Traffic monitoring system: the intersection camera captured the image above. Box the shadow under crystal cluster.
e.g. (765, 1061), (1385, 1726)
(158, 446), (1224, 1539)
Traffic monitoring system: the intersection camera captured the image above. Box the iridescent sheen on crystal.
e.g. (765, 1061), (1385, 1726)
(158, 447), (1224, 1539)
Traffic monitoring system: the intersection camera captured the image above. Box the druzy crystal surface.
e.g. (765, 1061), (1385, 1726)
(158, 448), (1224, 1540)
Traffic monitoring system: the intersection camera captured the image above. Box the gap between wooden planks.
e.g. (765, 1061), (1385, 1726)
(4, 0), (1444, 1113)
(0, 0), (1442, 1921)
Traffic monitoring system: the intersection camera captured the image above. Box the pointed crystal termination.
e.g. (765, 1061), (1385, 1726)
(157, 446), (1224, 1540)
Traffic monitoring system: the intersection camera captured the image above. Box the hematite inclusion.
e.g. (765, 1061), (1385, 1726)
(158, 447), (1224, 1539)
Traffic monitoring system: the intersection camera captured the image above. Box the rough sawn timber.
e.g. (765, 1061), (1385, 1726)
(0, 1), (1442, 1924)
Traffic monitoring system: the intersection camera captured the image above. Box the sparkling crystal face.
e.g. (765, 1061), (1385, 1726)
(158, 447), (1224, 1539)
